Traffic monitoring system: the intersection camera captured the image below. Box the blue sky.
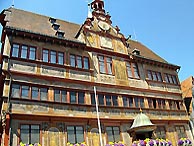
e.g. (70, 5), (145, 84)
(0, 0), (194, 82)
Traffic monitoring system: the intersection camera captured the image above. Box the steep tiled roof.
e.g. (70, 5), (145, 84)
(128, 40), (167, 63)
(2, 8), (80, 41)
(1, 8), (177, 66)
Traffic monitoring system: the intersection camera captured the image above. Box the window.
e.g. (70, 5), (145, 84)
(98, 94), (104, 105)
(70, 91), (85, 104)
(161, 99), (166, 109)
(99, 94), (118, 106)
(99, 56), (105, 73)
(148, 98), (153, 108)
(164, 73), (178, 85)
(58, 52), (64, 65)
(112, 96), (118, 106)
(70, 91), (76, 103)
(21, 46), (28, 59)
(11, 84), (20, 98)
(91, 93), (96, 105)
(147, 70), (162, 82)
(106, 95), (112, 106)
(42, 49), (65, 65)
(43, 49), (49, 62)
(176, 101), (180, 110)
(70, 55), (76, 67)
(40, 88), (48, 101)
(155, 126), (166, 139)
(175, 126), (186, 139)
(21, 85), (29, 99)
(134, 97), (144, 108)
(54, 89), (67, 103)
(11, 84), (48, 101)
(126, 62), (139, 78)
(106, 126), (120, 142)
(12, 44), (20, 57)
(11, 43), (37, 60)
(92, 94), (118, 106)
(70, 54), (89, 70)
(122, 96), (134, 107)
(78, 92), (85, 104)
(20, 124), (40, 144)
(67, 126), (84, 144)
(98, 55), (113, 75)
(32, 87), (39, 100)
(29, 47), (36, 60)
(123, 96), (128, 107)
(83, 57), (89, 69)
(157, 99), (166, 109)
(157, 99), (162, 109)
(77, 56), (83, 68)
(50, 51), (57, 63)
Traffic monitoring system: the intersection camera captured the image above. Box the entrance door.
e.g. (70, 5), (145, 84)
(48, 127), (60, 146)
(90, 128), (100, 146)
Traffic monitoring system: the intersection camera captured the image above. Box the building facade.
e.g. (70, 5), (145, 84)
(0, 1), (193, 146)
(181, 76), (194, 137)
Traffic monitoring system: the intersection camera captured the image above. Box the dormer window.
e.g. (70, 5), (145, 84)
(52, 23), (60, 30)
(132, 48), (140, 55)
(49, 17), (56, 24)
(56, 30), (65, 38)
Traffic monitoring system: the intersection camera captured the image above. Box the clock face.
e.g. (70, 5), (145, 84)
(98, 21), (110, 31)
(100, 36), (112, 48)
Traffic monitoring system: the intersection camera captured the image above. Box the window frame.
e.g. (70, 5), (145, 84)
(175, 125), (186, 139)
(105, 126), (120, 143)
(54, 89), (67, 103)
(155, 126), (166, 139)
(42, 48), (65, 65)
(126, 62), (140, 79)
(69, 91), (85, 104)
(122, 96), (134, 108)
(66, 125), (84, 144)
(70, 54), (90, 70)
(146, 70), (163, 82)
(20, 124), (40, 144)
(164, 73), (178, 85)
(98, 55), (113, 75)
(11, 84), (48, 101)
(11, 43), (37, 60)
(91, 93), (118, 106)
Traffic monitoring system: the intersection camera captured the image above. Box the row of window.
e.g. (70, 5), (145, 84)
(11, 44), (90, 70)
(20, 124), (186, 145)
(11, 84), (85, 104)
(11, 84), (183, 110)
(147, 70), (178, 84)
(154, 125), (186, 139)
(20, 125), (120, 144)
(11, 43), (178, 84)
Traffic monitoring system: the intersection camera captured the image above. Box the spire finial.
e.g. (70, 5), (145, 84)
(11, 0), (14, 8)
(140, 108), (142, 113)
(87, 3), (93, 18)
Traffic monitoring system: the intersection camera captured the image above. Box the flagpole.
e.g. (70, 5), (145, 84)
(94, 86), (103, 146)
